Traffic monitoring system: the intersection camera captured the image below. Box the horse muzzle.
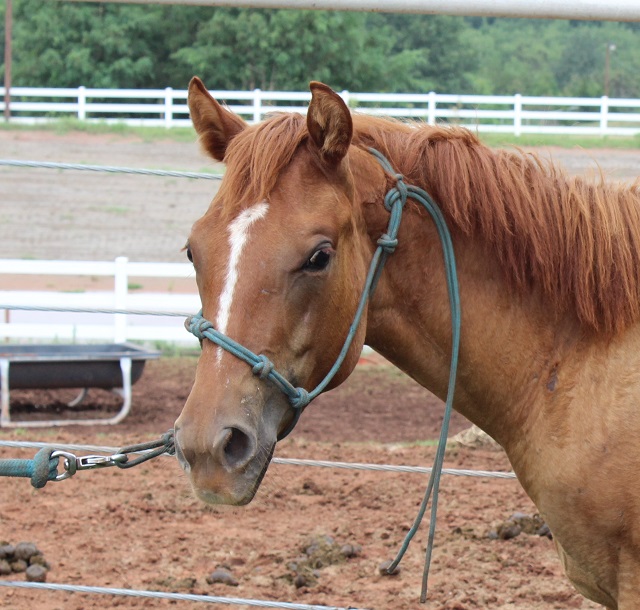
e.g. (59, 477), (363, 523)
(173, 418), (276, 505)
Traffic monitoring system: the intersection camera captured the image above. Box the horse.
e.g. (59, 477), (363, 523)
(174, 76), (640, 609)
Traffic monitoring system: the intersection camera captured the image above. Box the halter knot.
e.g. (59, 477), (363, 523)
(384, 180), (408, 212)
(290, 388), (311, 410)
(396, 177), (409, 200)
(186, 312), (213, 339)
(377, 233), (398, 254)
(252, 355), (275, 380)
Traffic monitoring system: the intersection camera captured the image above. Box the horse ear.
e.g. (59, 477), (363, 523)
(307, 82), (353, 166)
(188, 76), (246, 162)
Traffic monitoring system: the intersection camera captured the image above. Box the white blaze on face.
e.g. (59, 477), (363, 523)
(215, 202), (269, 359)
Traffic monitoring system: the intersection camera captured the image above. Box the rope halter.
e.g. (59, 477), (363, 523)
(185, 147), (462, 601)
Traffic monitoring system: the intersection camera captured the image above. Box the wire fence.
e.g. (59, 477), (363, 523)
(0, 581), (363, 609)
(0, 159), (223, 180)
(0, 439), (517, 480)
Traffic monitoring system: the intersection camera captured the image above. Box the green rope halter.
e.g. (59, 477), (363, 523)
(187, 146), (461, 600)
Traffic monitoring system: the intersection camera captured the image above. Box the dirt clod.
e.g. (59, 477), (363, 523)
(206, 568), (239, 587)
(340, 543), (362, 558)
(301, 479), (323, 495)
(29, 554), (51, 569)
(378, 560), (401, 576)
(0, 545), (15, 559)
(490, 512), (550, 541)
(25, 564), (47, 583)
(14, 542), (39, 562)
(10, 559), (28, 573)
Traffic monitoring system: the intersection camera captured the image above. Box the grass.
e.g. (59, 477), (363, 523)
(104, 206), (129, 215)
(149, 340), (200, 357)
(479, 132), (640, 149)
(0, 118), (198, 143)
(2, 118), (640, 149)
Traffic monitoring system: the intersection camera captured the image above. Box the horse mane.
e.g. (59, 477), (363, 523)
(218, 111), (640, 335)
(350, 115), (640, 335)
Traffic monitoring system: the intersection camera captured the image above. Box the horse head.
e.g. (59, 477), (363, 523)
(174, 78), (385, 505)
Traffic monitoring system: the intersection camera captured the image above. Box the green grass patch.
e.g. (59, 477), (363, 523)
(479, 132), (640, 149)
(150, 341), (201, 357)
(2, 118), (639, 149)
(0, 118), (198, 143)
(104, 206), (129, 215)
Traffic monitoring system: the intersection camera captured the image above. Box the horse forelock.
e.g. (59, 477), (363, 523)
(215, 109), (640, 335)
(215, 113), (308, 220)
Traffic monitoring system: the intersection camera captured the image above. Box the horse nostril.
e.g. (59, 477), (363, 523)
(221, 427), (255, 470)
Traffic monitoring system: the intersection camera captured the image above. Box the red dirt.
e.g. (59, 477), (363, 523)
(0, 356), (599, 610)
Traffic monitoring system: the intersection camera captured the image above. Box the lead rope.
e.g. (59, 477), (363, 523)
(0, 432), (176, 487)
(368, 148), (461, 603)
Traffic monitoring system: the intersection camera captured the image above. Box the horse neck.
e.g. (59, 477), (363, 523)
(363, 201), (578, 449)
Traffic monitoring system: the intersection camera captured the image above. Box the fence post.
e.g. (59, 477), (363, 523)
(164, 87), (173, 128)
(253, 89), (261, 123)
(78, 86), (86, 121)
(514, 93), (522, 137)
(340, 90), (350, 109)
(600, 96), (609, 134)
(427, 91), (436, 125)
(114, 257), (128, 343)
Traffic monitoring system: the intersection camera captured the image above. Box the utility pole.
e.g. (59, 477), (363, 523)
(3, 0), (11, 122)
(604, 42), (616, 97)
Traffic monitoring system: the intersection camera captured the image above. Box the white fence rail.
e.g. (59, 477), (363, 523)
(0, 258), (200, 344)
(2, 86), (640, 136)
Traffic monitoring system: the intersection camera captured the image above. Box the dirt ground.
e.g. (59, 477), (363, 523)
(0, 357), (600, 610)
(1, 128), (636, 609)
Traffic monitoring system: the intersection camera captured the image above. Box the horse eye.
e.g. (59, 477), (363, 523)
(186, 247), (193, 263)
(304, 248), (332, 271)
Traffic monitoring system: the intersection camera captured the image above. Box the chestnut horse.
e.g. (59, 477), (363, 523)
(175, 76), (640, 608)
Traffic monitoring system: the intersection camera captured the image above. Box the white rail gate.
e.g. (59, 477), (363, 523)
(0, 257), (200, 344)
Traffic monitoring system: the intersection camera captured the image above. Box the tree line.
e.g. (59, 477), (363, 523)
(2, 2), (639, 98)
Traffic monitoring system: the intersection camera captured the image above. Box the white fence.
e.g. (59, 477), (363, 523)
(2, 86), (640, 136)
(0, 257), (201, 344)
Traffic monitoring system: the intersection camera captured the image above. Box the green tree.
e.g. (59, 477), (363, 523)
(6, 1), (209, 88)
(556, 22), (640, 98)
(171, 9), (397, 91)
(375, 14), (479, 92)
(469, 20), (565, 95)
(3, 3), (640, 99)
